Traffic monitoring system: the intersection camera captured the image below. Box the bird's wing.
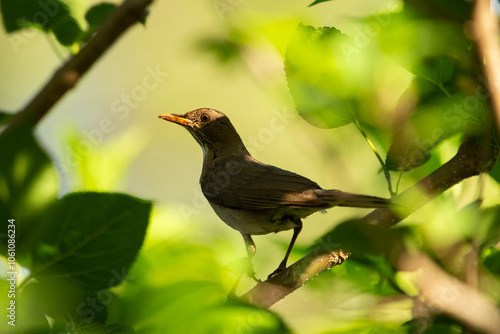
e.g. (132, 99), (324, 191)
(201, 156), (326, 210)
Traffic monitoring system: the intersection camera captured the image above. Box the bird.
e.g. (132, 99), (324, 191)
(158, 108), (391, 280)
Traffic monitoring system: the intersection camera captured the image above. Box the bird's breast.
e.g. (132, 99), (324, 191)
(207, 202), (299, 235)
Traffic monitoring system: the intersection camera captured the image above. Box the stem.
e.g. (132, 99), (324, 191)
(352, 117), (395, 196)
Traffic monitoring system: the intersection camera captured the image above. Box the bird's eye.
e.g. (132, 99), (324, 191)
(200, 113), (211, 123)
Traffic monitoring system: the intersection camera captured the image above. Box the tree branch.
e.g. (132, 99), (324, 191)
(241, 137), (495, 308)
(397, 252), (500, 334)
(474, 0), (500, 132)
(1, 0), (154, 136)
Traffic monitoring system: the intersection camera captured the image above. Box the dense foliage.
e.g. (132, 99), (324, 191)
(1, 0), (499, 333)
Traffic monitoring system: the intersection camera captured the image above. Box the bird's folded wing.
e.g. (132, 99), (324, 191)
(201, 157), (326, 210)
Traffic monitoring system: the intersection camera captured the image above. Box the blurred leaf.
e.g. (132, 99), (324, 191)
(104, 323), (135, 333)
(0, 0), (83, 46)
(19, 279), (107, 330)
(0, 125), (59, 259)
(194, 303), (291, 334)
(0, 111), (14, 125)
(377, 13), (471, 73)
(322, 321), (404, 333)
(83, 2), (117, 41)
(198, 37), (242, 64)
(309, 0), (335, 6)
(403, 0), (473, 23)
(110, 235), (291, 333)
(403, 317), (462, 334)
(488, 159), (500, 185)
(314, 219), (407, 257)
(262, 19), (301, 57)
(457, 205), (500, 249)
(31, 192), (152, 291)
(342, 257), (400, 296)
(285, 24), (358, 128)
(85, 3), (117, 29)
(386, 93), (484, 171)
(411, 56), (455, 90)
(51, 15), (81, 46)
(483, 247), (500, 276)
(1, 280), (51, 334)
(379, 8), (478, 172)
(62, 127), (148, 192)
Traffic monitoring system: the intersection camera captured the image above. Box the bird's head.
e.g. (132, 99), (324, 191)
(159, 108), (247, 158)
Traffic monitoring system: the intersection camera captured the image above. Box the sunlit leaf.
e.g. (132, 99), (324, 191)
(342, 257), (400, 296)
(377, 13), (471, 72)
(0, 0), (83, 46)
(386, 93), (485, 171)
(61, 126), (148, 192)
(285, 24), (358, 128)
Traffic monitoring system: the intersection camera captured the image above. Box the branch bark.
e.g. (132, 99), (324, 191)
(1, 0), (154, 136)
(397, 252), (500, 334)
(474, 0), (500, 132)
(241, 137), (495, 308)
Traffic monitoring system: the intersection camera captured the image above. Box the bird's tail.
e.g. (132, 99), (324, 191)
(315, 189), (391, 208)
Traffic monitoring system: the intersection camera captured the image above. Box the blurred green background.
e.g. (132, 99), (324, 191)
(2, 0), (500, 333)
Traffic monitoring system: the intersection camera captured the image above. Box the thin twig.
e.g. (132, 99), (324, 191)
(352, 118), (395, 196)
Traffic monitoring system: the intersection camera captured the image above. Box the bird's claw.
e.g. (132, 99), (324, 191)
(267, 263), (287, 280)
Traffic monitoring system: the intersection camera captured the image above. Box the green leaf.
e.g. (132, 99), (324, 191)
(386, 93), (485, 171)
(0, 124), (59, 260)
(314, 219), (407, 257)
(403, 0), (473, 23)
(483, 247), (500, 276)
(104, 323), (136, 334)
(51, 15), (82, 46)
(198, 37), (241, 63)
(19, 278), (107, 328)
(488, 159), (500, 185)
(85, 3), (116, 27)
(0, 111), (14, 125)
(285, 24), (361, 128)
(31, 192), (152, 291)
(0, 0), (83, 46)
(411, 56), (455, 90)
(84, 2), (117, 39)
(342, 257), (400, 296)
(309, 0), (335, 6)
(377, 13), (471, 71)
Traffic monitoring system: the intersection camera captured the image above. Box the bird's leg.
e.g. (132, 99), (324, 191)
(229, 234), (259, 298)
(268, 220), (303, 279)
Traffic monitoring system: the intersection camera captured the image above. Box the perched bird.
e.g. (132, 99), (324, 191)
(159, 108), (390, 279)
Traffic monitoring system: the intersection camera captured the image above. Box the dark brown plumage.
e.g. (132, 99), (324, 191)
(159, 108), (390, 279)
